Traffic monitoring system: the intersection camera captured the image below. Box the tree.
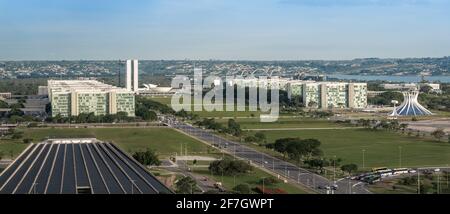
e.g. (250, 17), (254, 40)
(233, 184), (251, 194)
(0, 100), (8, 108)
(431, 128), (446, 141)
(254, 132), (266, 143)
(227, 119), (242, 137)
(244, 136), (258, 143)
(399, 123), (408, 131)
(420, 85), (433, 94)
(175, 176), (199, 194)
(136, 107), (157, 121)
(132, 149), (161, 166)
(258, 177), (279, 186)
(341, 164), (358, 175)
(209, 158), (253, 176)
(368, 91), (404, 106)
(11, 131), (23, 140)
(304, 158), (325, 170)
(22, 138), (33, 144)
(266, 138), (323, 160)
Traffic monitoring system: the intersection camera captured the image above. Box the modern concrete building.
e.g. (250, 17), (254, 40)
(47, 80), (135, 117)
(390, 91), (433, 116)
(38, 86), (48, 96)
(0, 139), (172, 194)
(126, 59), (139, 92)
(288, 81), (368, 109)
(225, 76), (368, 110)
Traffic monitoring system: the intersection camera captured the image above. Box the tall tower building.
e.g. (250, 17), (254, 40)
(126, 59), (139, 92)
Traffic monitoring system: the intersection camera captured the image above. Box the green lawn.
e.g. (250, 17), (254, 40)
(0, 128), (214, 158)
(249, 129), (450, 169)
(369, 174), (450, 194)
(194, 167), (309, 194)
(0, 142), (30, 159)
(216, 117), (349, 129)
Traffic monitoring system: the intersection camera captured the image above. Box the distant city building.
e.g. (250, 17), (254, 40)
(300, 82), (367, 109)
(228, 77), (368, 109)
(381, 83), (441, 93)
(138, 84), (177, 96)
(47, 80), (135, 117)
(126, 59), (139, 92)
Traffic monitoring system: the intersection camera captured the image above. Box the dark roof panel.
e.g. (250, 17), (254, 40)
(0, 139), (172, 194)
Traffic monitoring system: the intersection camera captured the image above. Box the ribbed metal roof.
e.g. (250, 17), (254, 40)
(0, 140), (172, 194)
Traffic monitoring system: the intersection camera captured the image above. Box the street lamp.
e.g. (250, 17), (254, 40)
(333, 155), (336, 184)
(262, 177), (266, 194)
(362, 149), (366, 170)
(399, 146), (402, 168)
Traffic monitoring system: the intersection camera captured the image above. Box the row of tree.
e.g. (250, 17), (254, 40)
(194, 118), (243, 137)
(265, 138), (323, 161)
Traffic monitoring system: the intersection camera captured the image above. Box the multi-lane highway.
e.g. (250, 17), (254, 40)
(166, 119), (371, 194)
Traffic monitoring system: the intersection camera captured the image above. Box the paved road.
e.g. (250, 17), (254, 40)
(169, 121), (371, 194)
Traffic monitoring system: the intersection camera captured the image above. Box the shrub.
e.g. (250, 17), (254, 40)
(209, 158), (253, 176)
(233, 184), (251, 194)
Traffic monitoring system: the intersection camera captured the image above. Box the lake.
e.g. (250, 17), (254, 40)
(328, 74), (450, 83)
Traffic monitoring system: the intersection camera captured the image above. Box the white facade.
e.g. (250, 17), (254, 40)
(126, 59), (139, 92)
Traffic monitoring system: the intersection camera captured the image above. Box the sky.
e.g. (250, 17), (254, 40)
(0, 0), (449, 60)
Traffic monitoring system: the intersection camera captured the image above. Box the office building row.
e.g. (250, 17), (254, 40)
(47, 80), (135, 117)
(288, 82), (368, 109)
(226, 77), (368, 109)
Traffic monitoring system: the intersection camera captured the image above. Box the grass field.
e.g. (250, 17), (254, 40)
(247, 129), (450, 168)
(216, 117), (349, 129)
(369, 174), (450, 194)
(0, 142), (29, 159)
(0, 128), (214, 158)
(194, 167), (309, 194)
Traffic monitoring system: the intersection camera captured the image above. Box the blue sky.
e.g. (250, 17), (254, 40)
(0, 0), (449, 60)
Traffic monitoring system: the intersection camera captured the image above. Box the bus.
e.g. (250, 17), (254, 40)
(372, 167), (388, 172)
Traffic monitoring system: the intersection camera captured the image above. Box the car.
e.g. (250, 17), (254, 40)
(331, 184), (338, 190)
(317, 185), (328, 190)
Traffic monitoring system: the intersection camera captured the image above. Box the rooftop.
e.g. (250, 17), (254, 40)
(48, 80), (130, 95)
(0, 139), (172, 194)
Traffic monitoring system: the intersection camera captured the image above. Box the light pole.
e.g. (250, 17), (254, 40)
(333, 155), (336, 184)
(417, 170), (420, 194)
(437, 172), (441, 194)
(399, 146), (402, 168)
(262, 177), (266, 194)
(362, 149), (366, 170)
(261, 153), (264, 167)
